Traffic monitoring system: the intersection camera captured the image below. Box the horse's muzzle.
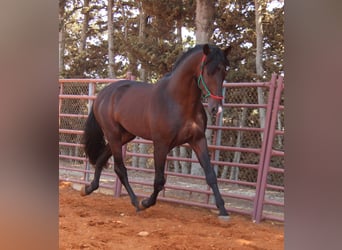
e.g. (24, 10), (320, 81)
(208, 98), (222, 116)
(210, 105), (223, 116)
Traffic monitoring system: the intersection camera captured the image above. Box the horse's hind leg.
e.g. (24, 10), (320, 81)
(140, 143), (168, 209)
(108, 133), (140, 211)
(81, 146), (112, 196)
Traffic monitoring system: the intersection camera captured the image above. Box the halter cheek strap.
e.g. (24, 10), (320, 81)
(197, 55), (224, 100)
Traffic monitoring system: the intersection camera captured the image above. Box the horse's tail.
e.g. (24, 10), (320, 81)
(82, 107), (106, 165)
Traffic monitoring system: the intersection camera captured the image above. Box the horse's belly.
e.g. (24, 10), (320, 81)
(114, 89), (154, 140)
(119, 114), (152, 140)
(127, 126), (152, 141)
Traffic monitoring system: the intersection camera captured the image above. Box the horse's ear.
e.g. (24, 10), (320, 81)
(223, 46), (232, 57)
(203, 44), (210, 55)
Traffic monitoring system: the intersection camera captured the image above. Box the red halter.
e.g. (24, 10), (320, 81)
(197, 55), (224, 100)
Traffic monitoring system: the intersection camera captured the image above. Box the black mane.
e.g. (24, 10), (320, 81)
(171, 45), (203, 72)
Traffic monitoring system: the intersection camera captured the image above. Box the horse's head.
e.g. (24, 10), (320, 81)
(197, 44), (231, 115)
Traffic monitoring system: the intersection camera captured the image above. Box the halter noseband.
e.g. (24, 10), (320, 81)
(197, 55), (224, 100)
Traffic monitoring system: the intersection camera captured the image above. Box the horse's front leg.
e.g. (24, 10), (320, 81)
(140, 143), (168, 209)
(190, 137), (229, 218)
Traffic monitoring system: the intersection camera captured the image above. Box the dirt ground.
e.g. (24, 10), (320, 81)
(59, 181), (284, 250)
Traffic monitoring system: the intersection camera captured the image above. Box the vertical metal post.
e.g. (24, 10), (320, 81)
(84, 82), (95, 183)
(253, 75), (284, 223)
(58, 82), (63, 169)
(252, 73), (277, 222)
(58, 82), (63, 128)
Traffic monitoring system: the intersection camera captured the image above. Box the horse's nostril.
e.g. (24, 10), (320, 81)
(211, 107), (217, 114)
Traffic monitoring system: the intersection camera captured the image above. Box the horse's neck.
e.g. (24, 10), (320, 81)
(165, 51), (203, 104)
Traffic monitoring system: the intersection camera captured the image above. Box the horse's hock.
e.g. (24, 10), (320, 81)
(59, 73), (284, 223)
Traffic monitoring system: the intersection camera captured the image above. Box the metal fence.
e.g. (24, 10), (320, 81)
(59, 73), (284, 223)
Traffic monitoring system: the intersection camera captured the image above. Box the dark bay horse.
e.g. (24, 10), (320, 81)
(81, 44), (231, 218)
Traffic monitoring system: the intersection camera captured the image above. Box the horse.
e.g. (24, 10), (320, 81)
(81, 44), (231, 218)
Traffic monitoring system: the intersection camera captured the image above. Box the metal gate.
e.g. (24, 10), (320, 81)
(59, 73), (284, 223)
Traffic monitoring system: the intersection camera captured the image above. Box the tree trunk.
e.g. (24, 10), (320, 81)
(176, 20), (182, 45)
(138, 2), (146, 81)
(73, 0), (90, 78)
(277, 112), (283, 148)
(119, 0), (128, 41)
(180, 146), (190, 174)
(59, 28), (65, 75)
(59, 0), (66, 75)
(255, 0), (266, 139)
(137, 2), (148, 168)
(230, 96), (248, 180)
(195, 0), (214, 44)
(172, 147), (180, 173)
(257, 87), (266, 141)
(255, 0), (264, 77)
(79, 0), (90, 53)
(132, 143), (139, 167)
(108, 0), (115, 78)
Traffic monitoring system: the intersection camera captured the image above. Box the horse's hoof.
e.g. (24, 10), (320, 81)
(218, 215), (230, 221)
(80, 186), (88, 196)
(135, 203), (143, 212)
(138, 200), (147, 210)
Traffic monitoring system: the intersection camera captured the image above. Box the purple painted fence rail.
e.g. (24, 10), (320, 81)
(59, 73), (284, 223)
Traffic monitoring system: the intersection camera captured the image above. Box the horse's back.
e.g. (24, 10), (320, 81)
(95, 80), (152, 106)
(96, 80), (149, 97)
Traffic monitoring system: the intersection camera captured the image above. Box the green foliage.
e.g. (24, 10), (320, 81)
(59, 0), (284, 82)
(213, 0), (284, 82)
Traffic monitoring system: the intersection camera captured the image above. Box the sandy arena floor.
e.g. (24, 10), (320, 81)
(59, 181), (284, 250)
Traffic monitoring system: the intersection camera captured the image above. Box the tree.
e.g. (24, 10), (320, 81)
(137, 1), (148, 167)
(195, 0), (215, 44)
(59, 0), (66, 75)
(60, 0), (284, 80)
(255, 0), (266, 142)
(108, 0), (115, 78)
